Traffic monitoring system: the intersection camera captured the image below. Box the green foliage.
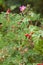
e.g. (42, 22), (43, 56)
(0, 11), (43, 65)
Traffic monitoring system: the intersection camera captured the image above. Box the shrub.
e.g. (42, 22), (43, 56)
(0, 11), (43, 65)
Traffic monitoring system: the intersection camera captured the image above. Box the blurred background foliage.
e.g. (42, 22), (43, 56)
(0, 0), (43, 14)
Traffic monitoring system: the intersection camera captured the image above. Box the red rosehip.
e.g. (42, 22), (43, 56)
(25, 34), (29, 37)
(37, 64), (41, 65)
(25, 34), (31, 39)
(6, 9), (11, 14)
(27, 34), (31, 39)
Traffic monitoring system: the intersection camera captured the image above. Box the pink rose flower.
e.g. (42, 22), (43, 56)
(19, 5), (26, 12)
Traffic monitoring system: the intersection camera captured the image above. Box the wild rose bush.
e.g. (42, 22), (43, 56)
(0, 9), (43, 65)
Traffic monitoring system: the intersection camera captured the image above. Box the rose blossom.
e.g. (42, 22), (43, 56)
(19, 5), (26, 12)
